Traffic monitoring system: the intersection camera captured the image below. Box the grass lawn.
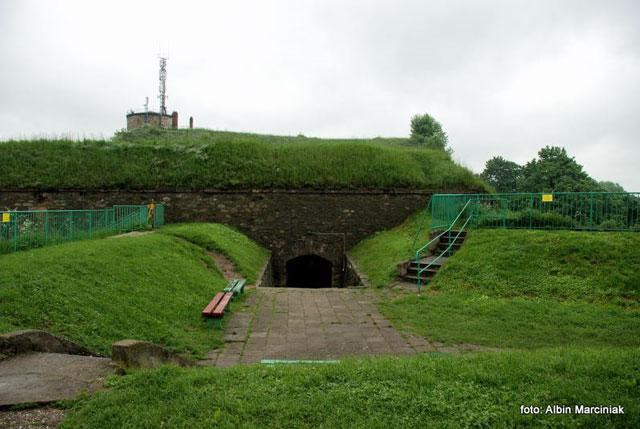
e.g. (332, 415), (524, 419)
(62, 347), (639, 428)
(0, 224), (267, 357)
(381, 293), (640, 349)
(0, 128), (488, 191)
(350, 219), (640, 349)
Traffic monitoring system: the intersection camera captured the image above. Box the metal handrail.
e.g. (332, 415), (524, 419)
(415, 198), (475, 291)
(416, 214), (473, 290)
(415, 198), (474, 257)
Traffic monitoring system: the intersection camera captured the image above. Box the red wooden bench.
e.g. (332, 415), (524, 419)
(202, 292), (233, 328)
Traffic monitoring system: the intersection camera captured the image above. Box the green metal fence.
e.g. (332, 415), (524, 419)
(431, 192), (640, 232)
(0, 204), (165, 254)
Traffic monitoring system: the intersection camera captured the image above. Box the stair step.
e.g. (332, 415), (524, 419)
(437, 243), (462, 248)
(438, 242), (462, 247)
(440, 236), (464, 241)
(406, 266), (438, 274)
(436, 247), (460, 253)
(411, 256), (448, 267)
(402, 273), (436, 281)
(434, 230), (467, 236)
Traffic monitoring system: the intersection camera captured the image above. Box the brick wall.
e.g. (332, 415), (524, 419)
(126, 113), (172, 130)
(0, 189), (436, 286)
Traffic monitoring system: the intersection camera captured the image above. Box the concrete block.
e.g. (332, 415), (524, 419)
(111, 340), (193, 369)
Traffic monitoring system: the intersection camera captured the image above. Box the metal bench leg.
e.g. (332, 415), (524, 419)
(204, 318), (216, 329)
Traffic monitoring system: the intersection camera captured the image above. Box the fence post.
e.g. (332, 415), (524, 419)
(502, 198), (507, 228)
(12, 215), (18, 252)
(529, 194), (533, 229)
(589, 193), (594, 230)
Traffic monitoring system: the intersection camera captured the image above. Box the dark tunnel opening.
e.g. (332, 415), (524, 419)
(286, 254), (333, 288)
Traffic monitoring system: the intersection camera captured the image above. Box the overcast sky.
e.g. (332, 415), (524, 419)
(1, 0), (639, 189)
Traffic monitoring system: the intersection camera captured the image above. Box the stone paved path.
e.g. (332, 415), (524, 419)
(199, 288), (490, 367)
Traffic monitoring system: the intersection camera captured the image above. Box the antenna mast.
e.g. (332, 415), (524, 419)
(158, 57), (167, 115)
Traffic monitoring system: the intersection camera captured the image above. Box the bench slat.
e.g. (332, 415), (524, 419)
(202, 292), (225, 317)
(233, 279), (246, 295)
(212, 292), (233, 317)
(223, 279), (238, 293)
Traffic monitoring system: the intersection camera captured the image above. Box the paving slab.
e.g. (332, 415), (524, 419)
(201, 288), (414, 366)
(0, 352), (115, 406)
(200, 287), (498, 367)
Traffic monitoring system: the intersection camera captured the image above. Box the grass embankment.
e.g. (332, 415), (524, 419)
(159, 223), (269, 284)
(350, 218), (640, 349)
(348, 210), (431, 287)
(0, 223), (267, 357)
(0, 128), (488, 191)
(63, 348), (639, 428)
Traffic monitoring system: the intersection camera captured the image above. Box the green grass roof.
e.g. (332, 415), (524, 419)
(0, 128), (489, 191)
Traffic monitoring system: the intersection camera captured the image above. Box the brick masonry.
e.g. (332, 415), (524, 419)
(0, 188), (454, 286)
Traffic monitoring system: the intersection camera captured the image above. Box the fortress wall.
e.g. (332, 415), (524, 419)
(0, 189), (436, 286)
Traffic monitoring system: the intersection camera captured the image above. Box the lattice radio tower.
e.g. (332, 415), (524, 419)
(158, 56), (167, 115)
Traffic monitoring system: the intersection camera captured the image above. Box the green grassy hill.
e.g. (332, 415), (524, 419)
(0, 128), (489, 191)
(350, 218), (640, 349)
(0, 223), (268, 358)
(427, 229), (640, 305)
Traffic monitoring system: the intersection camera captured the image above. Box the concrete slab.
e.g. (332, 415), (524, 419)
(0, 352), (115, 406)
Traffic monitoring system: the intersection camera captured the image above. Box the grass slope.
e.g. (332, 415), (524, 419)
(429, 229), (640, 305)
(380, 229), (640, 349)
(63, 347), (639, 428)
(383, 293), (640, 349)
(350, 219), (640, 349)
(159, 223), (269, 283)
(0, 128), (488, 191)
(0, 224), (267, 357)
(348, 210), (430, 287)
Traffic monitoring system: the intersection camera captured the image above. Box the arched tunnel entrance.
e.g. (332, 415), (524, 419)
(286, 254), (333, 288)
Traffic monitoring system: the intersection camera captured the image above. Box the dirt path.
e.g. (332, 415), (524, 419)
(208, 251), (242, 281)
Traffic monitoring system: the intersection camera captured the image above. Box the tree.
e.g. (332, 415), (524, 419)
(518, 146), (600, 192)
(410, 113), (449, 152)
(481, 156), (522, 193)
(598, 181), (625, 193)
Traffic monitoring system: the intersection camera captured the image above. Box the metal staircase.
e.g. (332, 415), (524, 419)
(401, 198), (475, 290)
(399, 231), (467, 283)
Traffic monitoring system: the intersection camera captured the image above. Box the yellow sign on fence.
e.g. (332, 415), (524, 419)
(542, 194), (554, 202)
(1, 213), (10, 223)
